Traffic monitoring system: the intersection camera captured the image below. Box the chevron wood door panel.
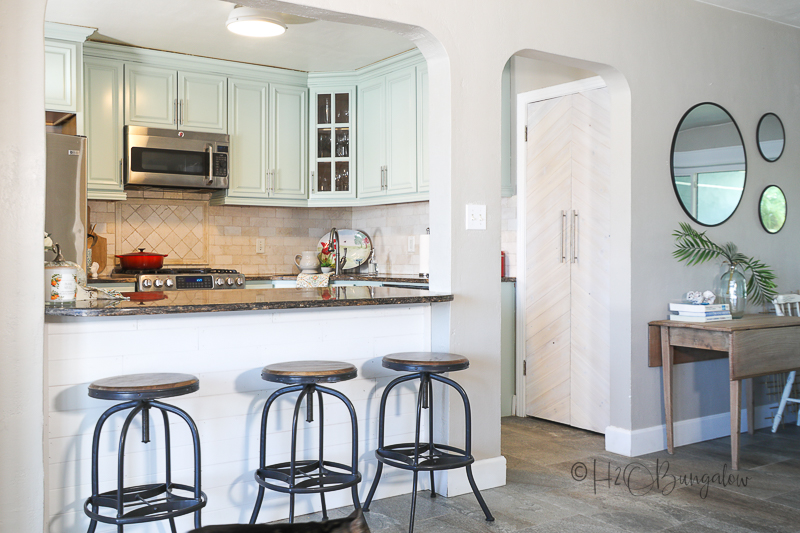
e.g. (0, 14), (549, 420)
(524, 87), (611, 434)
(525, 96), (571, 425)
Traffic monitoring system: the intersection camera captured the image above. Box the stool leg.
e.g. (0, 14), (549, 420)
(431, 374), (494, 522)
(426, 376), (436, 499)
(249, 385), (303, 524)
(116, 404), (145, 523)
(159, 408), (178, 533)
(288, 386), (312, 523)
(316, 389), (328, 521)
(408, 470), (419, 533)
(317, 385), (362, 513)
(86, 401), (139, 533)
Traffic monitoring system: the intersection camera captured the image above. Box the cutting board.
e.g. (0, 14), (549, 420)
(90, 235), (107, 273)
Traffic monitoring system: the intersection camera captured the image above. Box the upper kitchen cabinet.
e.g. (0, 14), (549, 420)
(125, 64), (227, 133)
(84, 56), (126, 200)
(308, 86), (356, 203)
(44, 24), (94, 113)
(211, 79), (307, 206)
(416, 63), (429, 193)
(357, 57), (423, 203)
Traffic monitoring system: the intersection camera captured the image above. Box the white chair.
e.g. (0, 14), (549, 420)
(771, 294), (800, 432)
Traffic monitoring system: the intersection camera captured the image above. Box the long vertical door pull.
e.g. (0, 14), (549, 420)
(561, 211), (567, 263)
(571, 210), (579, 263)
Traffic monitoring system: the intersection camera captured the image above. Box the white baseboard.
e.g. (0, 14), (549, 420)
(437, 455), (507, 497)
(605, 403), (786, 457)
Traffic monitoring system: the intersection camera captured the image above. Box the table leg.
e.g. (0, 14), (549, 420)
(660, 326), (674, 454)
(746, 378), (754, 436)
(730, 380), (741, 471)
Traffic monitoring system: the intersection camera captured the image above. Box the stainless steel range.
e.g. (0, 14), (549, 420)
(120, 268), (246, 292)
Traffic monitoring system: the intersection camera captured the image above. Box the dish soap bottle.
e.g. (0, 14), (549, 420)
(368, 249), (379, 275)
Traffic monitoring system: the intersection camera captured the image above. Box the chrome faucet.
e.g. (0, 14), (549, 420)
(328, 228), (347, 275)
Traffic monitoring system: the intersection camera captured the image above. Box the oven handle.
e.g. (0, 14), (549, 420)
(206, 144), (214, 184)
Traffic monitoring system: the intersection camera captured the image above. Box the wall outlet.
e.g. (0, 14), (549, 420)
(408, 236), (415, 252)
(466, 204), (486, 230)
(256, 238), (266, 254)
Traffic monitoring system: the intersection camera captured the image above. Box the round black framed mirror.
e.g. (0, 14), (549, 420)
(759, 185), (786, 233)
(671, 103), (747, 227)
(757, 113), (785, 162)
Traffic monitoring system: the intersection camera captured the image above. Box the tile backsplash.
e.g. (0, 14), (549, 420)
(89, 191), (429, 276)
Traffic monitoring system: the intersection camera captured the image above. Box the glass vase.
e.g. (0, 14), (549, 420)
(720, 265), (747, 319)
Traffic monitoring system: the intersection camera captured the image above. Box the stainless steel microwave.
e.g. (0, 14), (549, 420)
(124, 126), (229, 190)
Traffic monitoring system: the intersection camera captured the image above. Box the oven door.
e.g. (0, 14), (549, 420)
(125, 126), (229, 189)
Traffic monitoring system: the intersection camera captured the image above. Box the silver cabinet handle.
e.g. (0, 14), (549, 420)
(561, 211), (567, 263)
(120, 158), (123, 181)
(571, 210), (578, 263)
(206, 145), (214, 184)
(271, 169), (275, 192)
(311, 170), (316, 193)
(179, 99), (184, 126)
(173, 99), (177, 125)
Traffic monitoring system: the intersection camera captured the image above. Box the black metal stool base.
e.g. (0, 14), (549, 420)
(362, 370), (494, 533)
(84, 482), (206, 526)
(249, 382), (361, 524)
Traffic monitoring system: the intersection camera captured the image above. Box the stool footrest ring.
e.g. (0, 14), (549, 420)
(376, 443), (474, 471)
(255, 460), (362, 494)
(84, 482), (206, 525)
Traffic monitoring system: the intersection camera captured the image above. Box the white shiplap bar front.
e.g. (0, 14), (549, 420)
(45, 304), (434, 533)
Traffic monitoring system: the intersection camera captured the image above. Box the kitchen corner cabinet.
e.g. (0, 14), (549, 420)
(309, 87), (355, 200)
(357, 66), (418, 199)
(125, 64), (227, 133)
(84, 57), (126, 200)
(214, 78), (306, 205)
(45, 40), (79, 112)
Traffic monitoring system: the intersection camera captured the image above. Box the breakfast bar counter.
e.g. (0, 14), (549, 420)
(45, 287), (452, 317)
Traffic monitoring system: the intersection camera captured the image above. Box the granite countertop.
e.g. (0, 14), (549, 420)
(45, 286), (453, 317)
(90, 273), (430, 284)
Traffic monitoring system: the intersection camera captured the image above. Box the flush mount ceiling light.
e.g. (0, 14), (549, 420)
(226, 5), (287, 37)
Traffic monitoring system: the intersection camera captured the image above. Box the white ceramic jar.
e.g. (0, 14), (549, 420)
(295, 251), (320, 274)
(45, 244), (78, 303)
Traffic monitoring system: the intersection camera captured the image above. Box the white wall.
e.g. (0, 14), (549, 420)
(6, 0), (800, 529)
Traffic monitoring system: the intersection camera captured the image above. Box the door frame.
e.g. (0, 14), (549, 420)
(514, 76), (607, 417)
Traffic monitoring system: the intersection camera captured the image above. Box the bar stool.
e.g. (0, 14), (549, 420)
(249, 361), (362, 524)
(362, 352), (494, 533)
(84, 373), (207, 532)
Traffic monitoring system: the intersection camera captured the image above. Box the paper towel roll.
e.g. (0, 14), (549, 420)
(419, 234), (430, 277)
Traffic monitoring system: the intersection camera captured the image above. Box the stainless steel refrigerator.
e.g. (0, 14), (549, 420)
(46, 133), (88, 271)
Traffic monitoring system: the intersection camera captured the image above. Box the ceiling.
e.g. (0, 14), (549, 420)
(45, 0), (416, 73)
(694, 0), (800, 28)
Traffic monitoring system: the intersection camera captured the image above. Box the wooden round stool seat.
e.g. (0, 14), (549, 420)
(261, 360), (357, 384)
(88, 372), (199, 401)
(382, 352), (469, 373)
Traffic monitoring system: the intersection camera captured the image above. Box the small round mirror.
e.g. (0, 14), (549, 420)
(671, 103), (747, 227)
(759, 185), (786, 233)
(757, 113), (785, 162)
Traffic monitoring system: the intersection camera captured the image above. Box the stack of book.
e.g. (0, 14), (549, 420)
(669, 302), (732, 322)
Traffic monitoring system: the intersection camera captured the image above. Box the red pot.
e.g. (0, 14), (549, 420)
(115, 248), (168, 270)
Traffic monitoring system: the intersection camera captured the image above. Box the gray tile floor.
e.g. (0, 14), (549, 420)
(293, 416), (800, 532)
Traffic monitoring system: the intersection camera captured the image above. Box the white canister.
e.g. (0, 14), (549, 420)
(295, 251), (321, 274)
(45, 244), (78, 303)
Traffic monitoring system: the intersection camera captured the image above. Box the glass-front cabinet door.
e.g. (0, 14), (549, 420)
(310, 87), (355, 200)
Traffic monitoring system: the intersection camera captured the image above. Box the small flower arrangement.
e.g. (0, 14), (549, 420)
(318, 241), (335, 268)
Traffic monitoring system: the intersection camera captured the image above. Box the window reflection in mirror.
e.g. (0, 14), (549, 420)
(671, 103), (746, 226)
(759, 185), (786, 233)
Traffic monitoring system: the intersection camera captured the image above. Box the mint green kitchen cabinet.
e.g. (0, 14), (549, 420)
(125, 64), (227, 133)
(45, 40), (79, 112)
(213, 79), (306, 205)
(416, 63), (429, 193)
(309, 87), (356, 201)
(84, 57), (126, 200)
(357, 66), (418, 200)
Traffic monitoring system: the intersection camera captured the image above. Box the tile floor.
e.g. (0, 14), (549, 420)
(292, 416), (800, 532)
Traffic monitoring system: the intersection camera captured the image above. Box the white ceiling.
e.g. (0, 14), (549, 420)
(45, 0), (416, 73)
(694, 0), (800, 28)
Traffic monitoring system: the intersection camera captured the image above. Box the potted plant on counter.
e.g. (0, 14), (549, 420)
(672, 222), (777, 317)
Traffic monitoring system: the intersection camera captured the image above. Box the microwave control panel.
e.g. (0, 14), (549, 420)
(213, 152), (228, 177)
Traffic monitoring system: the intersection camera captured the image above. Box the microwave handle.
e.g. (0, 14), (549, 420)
(206, 145), (214, 184)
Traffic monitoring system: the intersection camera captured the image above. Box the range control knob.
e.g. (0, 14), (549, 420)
(142, 279), (152, 288)
(235, 277), (244, 286)
(165, 279), (174, 288)
(215, 277), (224, 287)
(226, 277), (234, 286)
(154, 279), (164, 288)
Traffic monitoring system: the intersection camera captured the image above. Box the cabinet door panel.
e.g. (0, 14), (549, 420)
(84, 58), (126, 199)
(179, 71), (227, 133)
(386, 67), (417, 195)
(416, 64), (429, 193)
(45, 41), (77, 112)
(357, 77), (386, 198)
(125, 64), (176, 127)
(270, 84), (307, 199)
(227, 78), (268, 198)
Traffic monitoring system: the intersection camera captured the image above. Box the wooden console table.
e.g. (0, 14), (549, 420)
(649, 315), (800, 470)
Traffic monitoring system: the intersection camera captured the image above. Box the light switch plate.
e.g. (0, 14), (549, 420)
(466, 204), (486, 230)
(408, 236), (415, 252)
(256, 238), (266, 254)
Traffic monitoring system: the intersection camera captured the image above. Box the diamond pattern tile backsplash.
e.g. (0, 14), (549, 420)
(116, 199), (208, 264)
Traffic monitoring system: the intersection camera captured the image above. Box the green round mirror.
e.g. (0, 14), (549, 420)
(759, 185), (786, 234)
(671, 103), (747, 226)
